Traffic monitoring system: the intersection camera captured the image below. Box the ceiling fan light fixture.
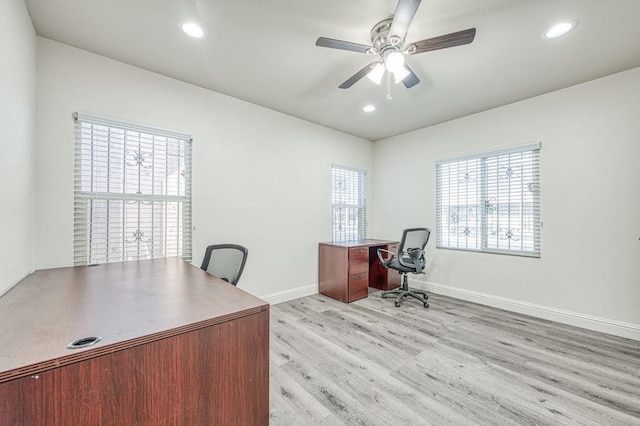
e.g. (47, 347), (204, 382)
(385, 51), (405, 73)
(392, 66), (410, 84)
(315, 0), (477, 90)
(543, 20), (578, 39)
(367, 63), (385, 85)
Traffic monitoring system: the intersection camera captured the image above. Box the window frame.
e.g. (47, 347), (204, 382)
(331, 164), (367, 243)
(435, 143), (541, 257)
(73, 112), (192, 265)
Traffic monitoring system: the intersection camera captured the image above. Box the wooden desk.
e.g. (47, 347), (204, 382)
(0, 257), (269, 425)
(318, 239), (400, 303)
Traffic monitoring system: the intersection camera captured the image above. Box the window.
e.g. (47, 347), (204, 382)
(73, 113), (192, 265)
(436, 143), (540, 257)
(331, 164), (367, 242)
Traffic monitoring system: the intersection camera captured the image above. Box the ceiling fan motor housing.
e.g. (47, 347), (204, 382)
(369, 18), (404, 56)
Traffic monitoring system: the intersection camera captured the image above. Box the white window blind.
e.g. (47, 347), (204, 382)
(73, 113), (192, 265)
(331, 164), (367, 242)
(436, 143), (541, 257)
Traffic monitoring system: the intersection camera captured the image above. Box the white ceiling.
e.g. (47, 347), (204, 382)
(24, 0), (640, 141)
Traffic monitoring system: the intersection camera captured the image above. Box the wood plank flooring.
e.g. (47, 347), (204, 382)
(269, 290), (640, 425)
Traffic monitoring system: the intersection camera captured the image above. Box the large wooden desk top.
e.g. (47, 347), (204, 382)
(0, 257), (269, 383)
(319, 239), (398, 249)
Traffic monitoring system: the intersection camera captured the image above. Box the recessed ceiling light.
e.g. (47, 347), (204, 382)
(363, 105), (376, 113)
(543, 20), (578, 39)
(181, 22), (205, 39)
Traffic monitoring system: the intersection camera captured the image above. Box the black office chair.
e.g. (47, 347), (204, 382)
(200, 244), (248, 286)
(377, 228), (431, 308)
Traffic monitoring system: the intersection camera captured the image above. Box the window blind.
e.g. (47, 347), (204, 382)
(331, 164), (367, 242)
(436, 143), (541, 257)
(73, 113), (192, 265)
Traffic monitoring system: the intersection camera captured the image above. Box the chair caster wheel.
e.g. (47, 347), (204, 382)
(395, 301), (400, 307)
(381, 294), (387, 299)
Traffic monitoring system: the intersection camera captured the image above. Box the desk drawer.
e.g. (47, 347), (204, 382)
(348, 247), (369, 274)
(348, 272), (368, 302)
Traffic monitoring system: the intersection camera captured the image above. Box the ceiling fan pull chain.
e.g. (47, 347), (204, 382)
(386, 72), (393, 101)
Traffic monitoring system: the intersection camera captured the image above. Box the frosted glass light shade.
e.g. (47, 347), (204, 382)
(385, 51), (405, 73)
(392, 66), (410, 84)
(367, 63), (385, 85)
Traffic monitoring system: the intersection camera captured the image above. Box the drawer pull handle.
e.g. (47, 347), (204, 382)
(67, 336), (102, 349)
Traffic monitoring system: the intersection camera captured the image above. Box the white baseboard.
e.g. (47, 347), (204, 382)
(410, 278), (640, 342)
(260, 284), (318, 305)
(260, 280), (640, 342)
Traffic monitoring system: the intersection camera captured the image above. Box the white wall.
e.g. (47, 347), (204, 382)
(35, 38), (373, 300)
(0, 0), (36, 295)
(373, 68), (640, 339)
(30, 32), (640, 339)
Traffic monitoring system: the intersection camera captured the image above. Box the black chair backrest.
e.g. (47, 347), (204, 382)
(398, 228), (430, 271)
(200, 244), (248, 286)
(399, 228), (431, 254)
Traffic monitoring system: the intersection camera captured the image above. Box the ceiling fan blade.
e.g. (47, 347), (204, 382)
(316, 37), (373, 54)
(402, 64), (420, 88)
(389, 0), (422, 42)
(408, 28), (476, 54)
(338, 62), (378, 89)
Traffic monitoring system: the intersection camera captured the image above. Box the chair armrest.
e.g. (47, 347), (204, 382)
(399, 248), (425, 273)
(377, 248), (395, 267)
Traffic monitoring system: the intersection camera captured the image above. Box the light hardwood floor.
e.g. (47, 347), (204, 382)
(269, 290), (640, 425)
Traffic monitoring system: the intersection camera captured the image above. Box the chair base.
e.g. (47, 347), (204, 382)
(381, 274), (429, 308)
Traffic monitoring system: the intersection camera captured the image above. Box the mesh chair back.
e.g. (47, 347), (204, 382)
(400, 228), (431, 254)
(200, 244), (249, 286)
(397, 228), (430, 272)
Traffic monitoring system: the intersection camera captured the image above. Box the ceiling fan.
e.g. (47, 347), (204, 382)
(315, 0), (476, 89)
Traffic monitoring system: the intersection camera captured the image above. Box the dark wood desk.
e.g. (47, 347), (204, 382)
(0, 257), (269, 425)
(318, 239), (400, 303)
